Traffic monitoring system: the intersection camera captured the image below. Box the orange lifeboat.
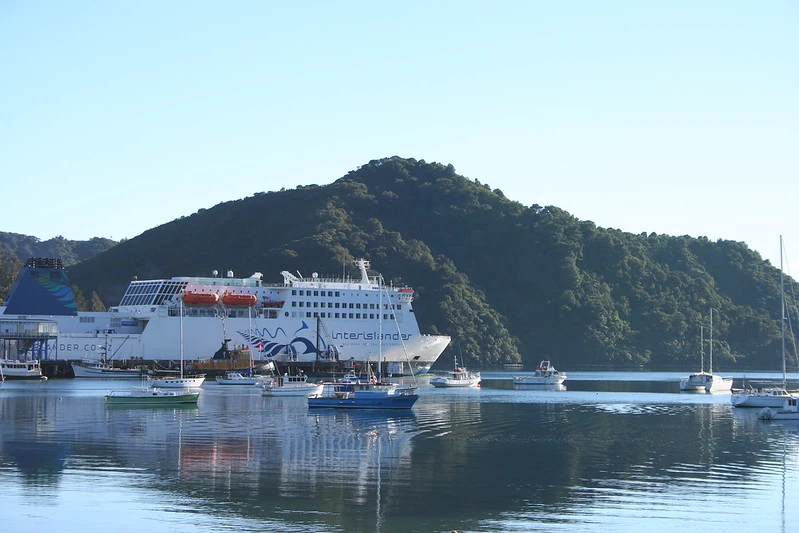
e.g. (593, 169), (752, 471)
(222, 293), (258, 306)
(182, 291), (220, 305)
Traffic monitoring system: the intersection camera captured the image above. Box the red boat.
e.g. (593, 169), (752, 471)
(181, 291), (220, 305)
(221, 293), (258, 306)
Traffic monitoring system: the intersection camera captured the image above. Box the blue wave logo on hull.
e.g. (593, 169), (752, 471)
(237, 320), (339, 360)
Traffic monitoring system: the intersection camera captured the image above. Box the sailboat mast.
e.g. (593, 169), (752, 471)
(709, 308), (714, 374)
(378, 273), (383, 379)
(781, 235), (787, 388)
(700, 325), (704, 373)
(179, 299), (185, 378)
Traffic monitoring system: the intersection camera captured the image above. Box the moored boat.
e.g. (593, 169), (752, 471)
(0, 358), (46, 380)
(679, 309), (732, 393)
(733, 237), (795, 406)
(308, 379), (419, 409)
(513, 360), (566, 386)
(731, 384), (793, 408)
(758, 397), (799, 421)
(216, 371), (263, 386)
(149, 374), (206, 388)
(71, 360), (146, 379)
(429, 356), (480, 388)
(147, 301), (205, 389)
(262, 372), (322, 396)
(105, 386), (200, 406)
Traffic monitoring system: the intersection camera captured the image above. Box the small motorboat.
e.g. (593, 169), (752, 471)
(216, 371), (263, 386)
(513, 360), (567, 386)
(430, 356), (480, 388)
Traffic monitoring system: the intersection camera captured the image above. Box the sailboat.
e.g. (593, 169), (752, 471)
(733, 236), (795, 407)
(308, 266), (419, 409)
(680, 308), (733, 393)
(149, 301), (206, 389)
(216, 307), (264, 385)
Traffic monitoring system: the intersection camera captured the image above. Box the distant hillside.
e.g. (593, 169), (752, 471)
(0, 233), (117, 307)
(0, 232), (117, 266)
(7, 158), (797, 371)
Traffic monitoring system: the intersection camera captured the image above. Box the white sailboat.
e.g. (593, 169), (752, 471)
(680, 309), (732, 393)
(733, 236), (794, 407)
(216, 308), (264, 385)
(149, 301), (205, 389)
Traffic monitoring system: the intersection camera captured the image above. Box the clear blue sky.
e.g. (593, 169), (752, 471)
(2, 2), (797, 272)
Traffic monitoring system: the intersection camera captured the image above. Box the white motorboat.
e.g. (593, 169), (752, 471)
(216, 371), (263, 386)
(149, 374), (206, 388)
(0, 358), (46, 380)
(732, 385), (793, 408)
(429, 356), (480, 388)
(262, 372), (322, 396)
(513, 360), (566, 385)
(758, 397), (799, 421)
(71, 360), (145, 379)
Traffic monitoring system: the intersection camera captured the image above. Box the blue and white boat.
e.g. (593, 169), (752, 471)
(307, 379), (419, 409)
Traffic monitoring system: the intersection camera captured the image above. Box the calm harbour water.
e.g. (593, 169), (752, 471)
(2, 372), (798, 533)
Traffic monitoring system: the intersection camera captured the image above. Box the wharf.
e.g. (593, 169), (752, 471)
(41, 360), (74, 378)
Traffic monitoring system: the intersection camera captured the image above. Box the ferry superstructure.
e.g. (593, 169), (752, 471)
(0, 258), (449, 375)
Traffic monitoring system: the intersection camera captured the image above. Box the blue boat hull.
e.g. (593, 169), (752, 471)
(308, 395), (418, 409)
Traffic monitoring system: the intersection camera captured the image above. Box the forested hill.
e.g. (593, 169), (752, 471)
(0, 232), (116, 267)
(60, 157), (793, 371)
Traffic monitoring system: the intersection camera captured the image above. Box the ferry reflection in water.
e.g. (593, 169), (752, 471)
(1, 376), (799, 533)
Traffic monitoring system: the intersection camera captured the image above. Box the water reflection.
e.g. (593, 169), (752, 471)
(1, 379), (798, 532)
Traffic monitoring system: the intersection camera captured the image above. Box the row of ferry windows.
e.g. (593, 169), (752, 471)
(291, 301), (400, 310)
(286, 312), (395, 320)
(292, 289), (340, 297)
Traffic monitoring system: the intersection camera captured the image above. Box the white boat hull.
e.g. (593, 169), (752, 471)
(679, 373), (732, 393)
(731, 388), (793, 408)
(148, 375), (206, 388)
(430, 375), (481, 387)
(514, 375), (566, 386)
(262, 383), (323, 396)
(105, 387), (200, 405)
(1, 359), (45, 380)
(215, 372), (263, 385)
(758, 398), (799, 420)
(71, 361), (145, 379)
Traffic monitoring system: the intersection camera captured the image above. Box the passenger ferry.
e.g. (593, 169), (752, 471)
(0, 258), (450, 375)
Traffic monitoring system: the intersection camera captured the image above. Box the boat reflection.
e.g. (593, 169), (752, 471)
(513, 382), (566, 392)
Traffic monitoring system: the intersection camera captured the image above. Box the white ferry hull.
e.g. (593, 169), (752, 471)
(1, 258), (450, 375)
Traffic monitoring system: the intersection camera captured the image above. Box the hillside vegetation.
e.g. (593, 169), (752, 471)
(3, 158), (795, 371)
